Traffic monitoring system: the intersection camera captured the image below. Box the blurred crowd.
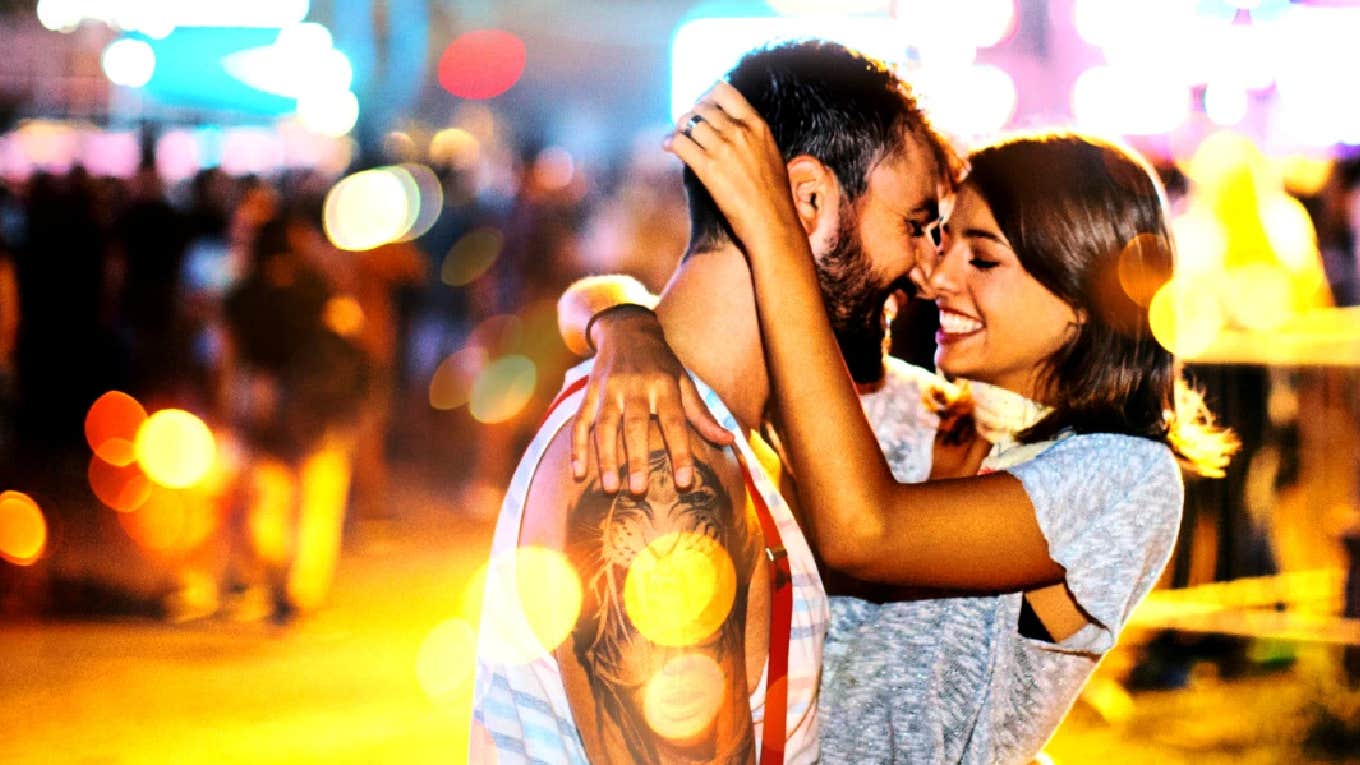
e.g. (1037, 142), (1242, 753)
(0, 119), (1358, 630)
(0, 121), (691, 623)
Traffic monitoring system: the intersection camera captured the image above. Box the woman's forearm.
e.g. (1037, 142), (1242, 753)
(744, 225), (902, 569)
(556, 274), (658, 357)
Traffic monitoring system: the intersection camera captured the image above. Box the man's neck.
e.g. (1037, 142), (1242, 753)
(652, 246), (769, 432)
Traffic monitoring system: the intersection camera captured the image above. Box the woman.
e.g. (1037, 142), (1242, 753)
(572, 84), (1236, 763)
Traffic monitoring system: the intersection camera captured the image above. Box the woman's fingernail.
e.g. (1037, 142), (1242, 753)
(675, 466), (693, 488)
(630, 472), (646, 494)
(602, 471), (618, 492)
(571, 458), (583, 476)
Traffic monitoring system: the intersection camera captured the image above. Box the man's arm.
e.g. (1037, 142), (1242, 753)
(523, 423), (761, 764)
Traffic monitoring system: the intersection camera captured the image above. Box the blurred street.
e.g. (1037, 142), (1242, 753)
(1, 466), (494, 765)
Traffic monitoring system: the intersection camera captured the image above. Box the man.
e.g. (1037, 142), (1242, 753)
(470, 40), (956, 764)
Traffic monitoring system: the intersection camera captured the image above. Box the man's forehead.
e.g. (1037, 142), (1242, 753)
(867, 140), (948, 210)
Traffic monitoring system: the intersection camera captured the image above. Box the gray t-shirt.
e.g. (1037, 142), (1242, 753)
(821, 359), (1184, 764)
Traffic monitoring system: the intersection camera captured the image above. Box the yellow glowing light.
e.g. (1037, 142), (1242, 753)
(1148, 277), (1225, 358)
(88, 454), (152, 513)
(430, 128), (480, 170)
(469, 355), (537, 425)
(460, 561), (489, 626)
(416, 618), (479, 704)
(474, 547), (583, 663)
(1186, 131), (1263, 193)
(400, 163), (444, 241)
(248, 460), (296, 564)
(1170, 208), (1228, 277)
(1223, 264), (1295, 331)
(1276, 155), (1332, 197)
(0, 490), (46, 565)
(643, 653), (726, 743)
(429, 347), (487, 411)
(117, 487), (189, 553)
(441, 227), (504, 286)
(624, 531), (737, 648)
(85, 390), (147, 466)
(135, 409), (216, 489)
(1116, 233), (1171, 306)
(469, 313), (524, 356)
(287, 437), (352, 611)
(323, 295), (365, 338)
(1259, 193), (1319, 273)
(323, 168), (413, 252)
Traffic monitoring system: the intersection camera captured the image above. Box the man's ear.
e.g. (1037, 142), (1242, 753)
(787, 155), (839, 239)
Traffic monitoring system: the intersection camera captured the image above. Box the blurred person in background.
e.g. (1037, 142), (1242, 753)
(112, 162), (190, 407)
(285, 193), (428, 526)
(221, 212), (369, 624)
(457, 142), (592, 516)
(12, 168), (116, 456)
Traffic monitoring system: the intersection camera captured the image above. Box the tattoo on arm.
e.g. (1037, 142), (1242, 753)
(565, 447), (760, 764)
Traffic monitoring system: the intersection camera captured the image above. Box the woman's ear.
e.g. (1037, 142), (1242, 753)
(786, 156), (838, 239)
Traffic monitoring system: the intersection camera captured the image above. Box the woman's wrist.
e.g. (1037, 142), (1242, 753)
(585, 303), (661, 354)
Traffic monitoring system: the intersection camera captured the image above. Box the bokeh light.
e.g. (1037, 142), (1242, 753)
(1072, 65), (1190, 136)
(0, 491), (47, 566)
(88, 455), (152, 513)
(1204, 82), (1249, 127)
(296, 90), (360, 137)
(286, 440), (352, 611)
(469, 355), (537, 424)
(643, 653), (726, 743)
(623, 531), (737, 647)
(429, 128), (480, 170)
(438, 30), (527, 100)
(1116, 234), (1172, 307)
(533, 147), (575, 192)
(134, 409), (216, 489)
(322, 295), (365, 339)
(441, 227), (504, 286)
(473, 547), (582, 664)
(101, 38), (156, 88)
(323, 168), (413, 252)
(916, 64), (1017, 137)
(428, 347), (487, 411)
(416, 618), (479, 704)
(1222, 264), (1295, 332)
(85, 390), (148, 466)
(1149, 276), (1226, 358)
(468, 313), (525, 357)
(399, 163), (444, 241)
(1259, 193), (1319, 273)
(116, 487), (215, 554)
(248, 460), (295, 564)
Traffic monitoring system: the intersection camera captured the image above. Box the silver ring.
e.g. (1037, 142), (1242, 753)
(681, 112), (705, 139)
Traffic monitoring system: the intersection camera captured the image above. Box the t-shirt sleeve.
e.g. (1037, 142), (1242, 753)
(1006, 433), (1184, 656)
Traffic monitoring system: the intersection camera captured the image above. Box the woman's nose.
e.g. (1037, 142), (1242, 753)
(927, 246), (964, 294)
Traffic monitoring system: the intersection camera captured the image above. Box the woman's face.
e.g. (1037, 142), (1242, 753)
(928, 184), (1082, 401)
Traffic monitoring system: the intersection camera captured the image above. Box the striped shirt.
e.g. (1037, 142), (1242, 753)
(470, 361), (828, 764)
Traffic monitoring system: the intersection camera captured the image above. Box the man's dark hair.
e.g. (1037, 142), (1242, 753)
(684, 40), (959, 252)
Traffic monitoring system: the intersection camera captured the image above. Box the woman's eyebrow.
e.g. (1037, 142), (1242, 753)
(962, 227), (1009, 246)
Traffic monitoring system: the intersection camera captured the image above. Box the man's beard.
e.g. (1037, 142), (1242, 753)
(814, 218), (897, 386)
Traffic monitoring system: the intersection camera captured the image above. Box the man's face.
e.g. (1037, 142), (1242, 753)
(813, 136), (945, 385)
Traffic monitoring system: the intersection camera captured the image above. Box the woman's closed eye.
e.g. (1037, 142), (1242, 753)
(969, 257), (1000, 270)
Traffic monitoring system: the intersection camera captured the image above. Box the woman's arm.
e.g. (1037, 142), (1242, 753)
(557, 274), (658, 357)
(667, 85), (1064, 590)
(557, 274), (732, 492)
